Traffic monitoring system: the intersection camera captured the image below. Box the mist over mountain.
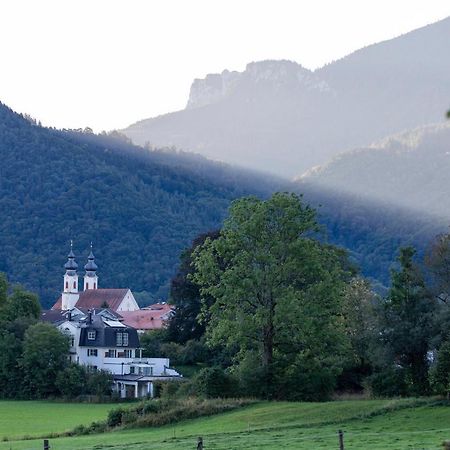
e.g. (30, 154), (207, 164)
(299, 123), (450, 221)
(123, 17), (450, 177)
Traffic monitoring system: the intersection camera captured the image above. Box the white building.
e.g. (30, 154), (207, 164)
(52, 243), (140, 312)
(43, 245), (182, 398)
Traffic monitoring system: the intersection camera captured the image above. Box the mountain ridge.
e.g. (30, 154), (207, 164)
(123, 16), (450, 177)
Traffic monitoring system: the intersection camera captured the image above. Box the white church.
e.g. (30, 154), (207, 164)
(52, 243), (140, 313)
(42, 244), (182, 398)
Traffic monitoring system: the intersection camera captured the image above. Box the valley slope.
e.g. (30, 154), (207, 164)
(0, 102), (281, 307)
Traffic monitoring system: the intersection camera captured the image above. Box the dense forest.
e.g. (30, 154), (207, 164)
(0, 103), (280, 307)
(0, 101), (447, 307)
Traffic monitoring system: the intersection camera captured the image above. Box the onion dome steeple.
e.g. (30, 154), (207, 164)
(64, 241), (78, 273)
(84, 245), (98, 273)
(84, 243), (98, 290)
(62, 240), (80, 309)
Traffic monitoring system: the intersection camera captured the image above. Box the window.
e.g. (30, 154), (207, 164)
(130, 366), (135, 374)
(87, 331), (96, 340)
(70, 336), (75, 347)
(116, 332), (129, 346)
(105, 349), (116, 358)
(87, 349), (98, 357)
(143, 367), (152, 376)
(73, 281), (76, 289)
(87, 365), (98, 373)
(124, 349), (133, 358)
(65, 281), (68, 289)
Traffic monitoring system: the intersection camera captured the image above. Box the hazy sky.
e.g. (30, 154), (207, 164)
(0, 1), (449, 131)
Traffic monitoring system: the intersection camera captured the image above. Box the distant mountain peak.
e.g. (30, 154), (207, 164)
(186, 59), (330, 110)
(124, 17), (450, 176)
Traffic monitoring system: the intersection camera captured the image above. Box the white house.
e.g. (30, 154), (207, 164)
(43, 244), (182, 398)
(54, 310), (181, 398)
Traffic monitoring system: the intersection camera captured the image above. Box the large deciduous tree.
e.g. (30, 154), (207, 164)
(20, 322), (69, 398)
(192, 193), (353, 399)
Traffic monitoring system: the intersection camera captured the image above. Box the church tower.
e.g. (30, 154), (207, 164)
(61, 242), (80, 310)
(84, 244), (98, 291)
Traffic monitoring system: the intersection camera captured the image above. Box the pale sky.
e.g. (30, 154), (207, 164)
(0, 0), (449, 131)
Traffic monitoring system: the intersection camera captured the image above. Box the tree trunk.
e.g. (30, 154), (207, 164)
(262, 298), (275, 398)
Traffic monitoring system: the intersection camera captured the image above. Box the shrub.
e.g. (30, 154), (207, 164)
(369, 367), (408, 397)
(431, 341), (450, 396)
(107, 407), (125, 427)
(192, 367), (236, 398)
(55, 364), (87, 398)
(160, 342), (184, 364)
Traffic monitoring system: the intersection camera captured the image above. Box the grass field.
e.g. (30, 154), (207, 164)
(1, 398), (450, 449)
(0, 401), (125, 440)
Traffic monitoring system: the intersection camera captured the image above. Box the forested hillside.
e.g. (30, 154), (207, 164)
(296, 123), (450, 287)
(0, 102), (281, 307)
(0, 101), (447, 306)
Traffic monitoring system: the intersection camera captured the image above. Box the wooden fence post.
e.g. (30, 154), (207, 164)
(43, 439), (50, 450)
(338, 430), (344, 450)
(197, 436), (203, 450)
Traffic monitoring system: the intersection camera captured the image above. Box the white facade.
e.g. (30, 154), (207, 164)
(83, 273), (98, 291)
(58, 318), (140, 374)
(116, 290), (140, 312)
(62, 272), (80, 310)
(57, 315), (182, 398)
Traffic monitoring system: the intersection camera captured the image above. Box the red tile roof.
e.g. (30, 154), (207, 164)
(120, 304), (173, 331)
(51, 289), (129, 312)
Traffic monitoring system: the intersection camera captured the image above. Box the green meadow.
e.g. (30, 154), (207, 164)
(0, 401), (124, 441)
(2, 398), (450, 449)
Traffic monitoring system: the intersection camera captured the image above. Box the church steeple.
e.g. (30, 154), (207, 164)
(62, 241), (80, 310)
(84, 243), (98, 290)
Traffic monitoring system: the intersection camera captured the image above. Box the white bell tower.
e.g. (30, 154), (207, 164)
(61, 241), (79, 310)
(84, 243), (98, 291)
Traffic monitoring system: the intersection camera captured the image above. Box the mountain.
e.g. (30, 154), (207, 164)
(295, 123), (450, 287)
(0, 100), (447, 307)
(0, 102), (282, 308)
(299, 123), (450, 221)
(122, 17), (450, 177)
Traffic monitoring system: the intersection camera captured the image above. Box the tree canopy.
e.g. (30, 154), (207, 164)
(192, 193), (354, 399)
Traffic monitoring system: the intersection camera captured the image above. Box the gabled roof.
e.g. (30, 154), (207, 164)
(120, 304), (174, 331)
(52, 289), (129, 311)
(41, 309), (67, 325)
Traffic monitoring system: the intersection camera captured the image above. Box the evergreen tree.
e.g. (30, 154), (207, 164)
(167, 230), (219, 343)
(380, 247), (436, 395)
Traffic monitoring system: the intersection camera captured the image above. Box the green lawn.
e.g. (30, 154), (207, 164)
(0, 401), (125, 440)
(2, 398), (450, 449)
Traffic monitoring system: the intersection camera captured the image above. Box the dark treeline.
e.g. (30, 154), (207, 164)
(0, 100), (445, 310)
(144, 193), (450, 401)
(0, 102), (279, 308)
